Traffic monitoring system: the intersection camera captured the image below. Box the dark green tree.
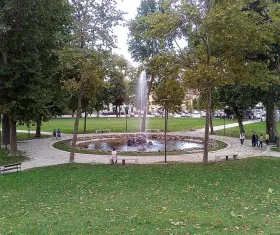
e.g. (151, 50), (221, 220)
(0, 0), (72, 155)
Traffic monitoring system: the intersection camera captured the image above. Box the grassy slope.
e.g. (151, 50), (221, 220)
(0, 158), (279, 234)
(214, 121), (280, 139)
(18, 117), (235, 134)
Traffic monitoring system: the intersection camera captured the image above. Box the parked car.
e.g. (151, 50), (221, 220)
(192, 111), (201, 118)
(181, 112), (191, 117)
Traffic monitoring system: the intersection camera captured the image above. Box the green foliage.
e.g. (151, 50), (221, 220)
(0, 159), (279, 233)
(0, 0), (72, 122)
(70, 0), (124, 50)
(105, 54), (130, 112)
(216, 83), (263, 115)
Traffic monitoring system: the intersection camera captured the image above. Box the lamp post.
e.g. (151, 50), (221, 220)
(125, 106), (129, 132)
(161, 99), (169, 164)
(224, 116), (226, 136)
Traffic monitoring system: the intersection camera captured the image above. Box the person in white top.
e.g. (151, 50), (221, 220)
(111, 148), (117, 164)
(240, 131), (245, 146)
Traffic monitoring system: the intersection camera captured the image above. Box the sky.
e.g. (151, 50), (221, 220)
(113, 0), (142, 65)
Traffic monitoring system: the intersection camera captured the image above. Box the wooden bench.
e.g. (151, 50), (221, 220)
(145, 129), (159, 133)
(95, 129), (110, 134)
(109, 157), (138, 165)
(215, 154), (238, 161)
(0, 163), (22, 175)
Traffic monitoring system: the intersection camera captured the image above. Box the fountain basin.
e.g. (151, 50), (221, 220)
(74, 134), (214, 153)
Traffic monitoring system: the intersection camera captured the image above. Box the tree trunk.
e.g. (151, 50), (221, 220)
(69, 86), (82, 163)
(2, 114), (10, 147)
(203, 87), (211, 164)
(35, 120), (41, 137)
(97, 111), (100, 118)
(84, 112), (87, 133)
(0, 114), (1, 146)
(9, 118), (17, 156)
(233, 107), (244, 134)
(266, 102), (278, 142)
(209, 114), (214, 134)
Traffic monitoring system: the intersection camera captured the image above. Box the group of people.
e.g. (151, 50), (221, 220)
(52, 128), (61, 140)
(240, 131), (269, 147)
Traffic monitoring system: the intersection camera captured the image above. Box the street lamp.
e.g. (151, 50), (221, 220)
(125, 106), (129, 132)
(161, 99), (169, 164)
(224, 115), (226, 136)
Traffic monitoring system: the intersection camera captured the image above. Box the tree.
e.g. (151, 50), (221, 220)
(216, 83), (263, 134)
(59, 47), (104, 162)
(62, 0), (124, 163)
(0, 0), (72, 155)
(136, 0), (272, 163)
(105, 54), (129, 117)
(128, 0), (174, 132)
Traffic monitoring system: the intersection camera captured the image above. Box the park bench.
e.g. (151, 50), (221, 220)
(215, 154), (238, 162)
(0, 163), (22, 175)
(145, 129), (160, 133)
(95, 129), (110, 134)
(109, 157), (138, 165)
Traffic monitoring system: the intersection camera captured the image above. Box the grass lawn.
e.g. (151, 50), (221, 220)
(17, 117), (235, 134)
(214, 121), (280, 139)
(0, 149), (25, 166)
(0, 158), (279, 234)
(16, 133), (50, 141)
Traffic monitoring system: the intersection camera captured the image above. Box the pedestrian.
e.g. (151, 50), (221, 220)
(57, 128), (61, 140)
(52, 129), (56, 140)
(111, 148), (117, 164)
(259, 134), (263, 148)
(255, 134), (259, 147)
(251, 133), (256, 147)
(265, 133), (269, 146)
(240, 131), (245, 146)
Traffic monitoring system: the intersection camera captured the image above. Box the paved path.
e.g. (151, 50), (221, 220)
(15, 120), (279, 170)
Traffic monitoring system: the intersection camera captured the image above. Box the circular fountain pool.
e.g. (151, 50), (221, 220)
(75, 134), (206, 153)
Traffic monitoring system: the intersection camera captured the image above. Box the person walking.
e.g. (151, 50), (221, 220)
(255, 134), (259, 147)
(259, 134), (264, 148)
(57, 128), (61, 140)
(240, 131), (245, 146)
(265, 133), (269, 146)
(111, 148), (117, 164)
(251, 133), (256, 147)
(52, 129), (57, 140)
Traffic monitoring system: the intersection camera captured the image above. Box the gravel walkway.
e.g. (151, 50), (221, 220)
(15, 120), (279, 170)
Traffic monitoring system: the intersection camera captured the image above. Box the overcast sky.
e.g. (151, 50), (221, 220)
(113, 0), (141, 65)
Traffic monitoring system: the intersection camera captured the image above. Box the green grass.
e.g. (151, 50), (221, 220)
(16, 132), (50, 141)
(0, 158), (279, 234)
(214, 121), (280, 138)
(0, 149), (25, 166)
(18, 117), (235, 134)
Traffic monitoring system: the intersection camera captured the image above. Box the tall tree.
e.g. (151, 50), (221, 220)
(0, 0), (71, 155)
(63, 0), (123, 162)
(136, 0), (272, 163)
(217, 84), (263, 133)
(105, 54), (129, 117)
(128, 0), (174, 132)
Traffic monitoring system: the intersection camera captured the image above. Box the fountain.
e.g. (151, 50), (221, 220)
(137, 70), (148, 133)
(69, 71), (212, 154)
